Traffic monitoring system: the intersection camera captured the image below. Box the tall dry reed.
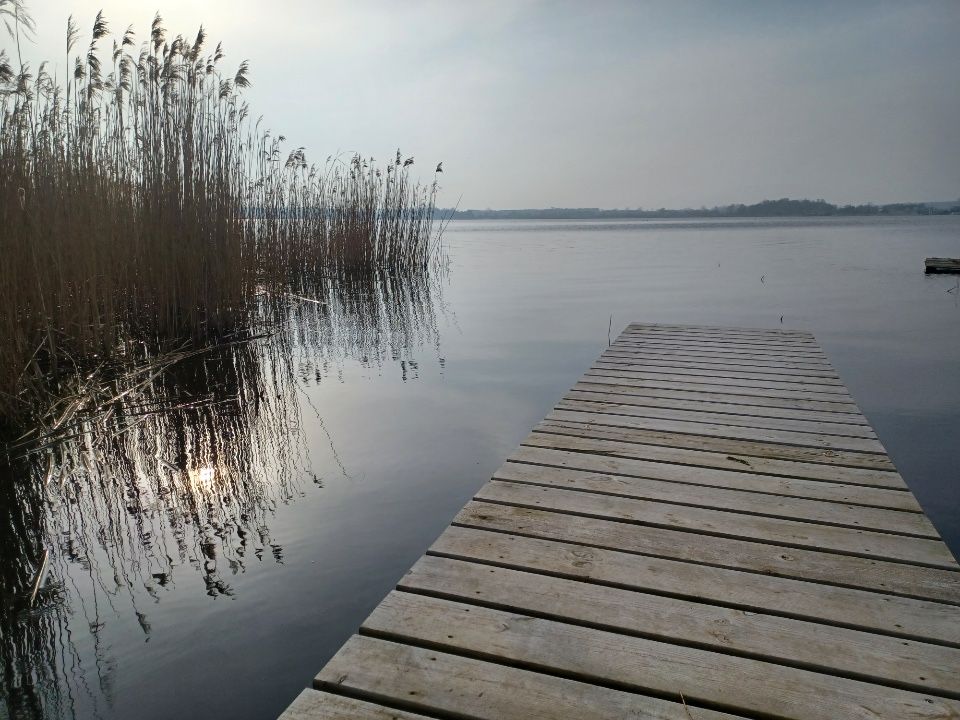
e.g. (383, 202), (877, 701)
(0, 8), (442, 431)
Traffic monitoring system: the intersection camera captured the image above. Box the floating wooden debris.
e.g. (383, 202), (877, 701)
(925, 257), (960, 273)
(277, 322), (960, 720)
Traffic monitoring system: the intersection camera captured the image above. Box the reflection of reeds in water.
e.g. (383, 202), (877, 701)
(0, 339), (307, 718)
(280, 269), (446, 374)
(0, 272), (445, 719)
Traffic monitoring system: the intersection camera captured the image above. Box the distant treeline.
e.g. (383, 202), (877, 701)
(444, 198), (960, 220)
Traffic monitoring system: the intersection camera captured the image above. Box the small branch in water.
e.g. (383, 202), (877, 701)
(608, 314), (613, 346)
(29, 548), (49, 607)
(287, 293), (326, 305)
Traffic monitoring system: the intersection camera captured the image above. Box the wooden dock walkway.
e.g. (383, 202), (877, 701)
(278, 322), (960, 720)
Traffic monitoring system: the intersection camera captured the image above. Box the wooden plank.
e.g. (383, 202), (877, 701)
(601, 349), (840, 375)
(619, 333), (825, 352)
(606, 352), (836, 375)
(611, 339), (829, 361)
(614, 336), (830, 356)
(537, 420), (897, 470)
(547, 409), (887, 454)
(588, 368), (850, 395)
(278, 690), (432, 720)
(626, 322), (814, 337)
(598, 354), (841, 380)
(621, 327), (821, 344)
(476, 480), (955, 567)
(495, 457), (933, 535)
(573, 381), (862, 414)
(566, 388), (870, 424)
(400, 555), (960, 696)
(454, 501), (960, 602)
(510, 443), (919, 510)
(607, 345), (835, 369)
(556, 398), (878, 439)
(618, 328), (820, 351)
(430, 526), (960, 646)
(524, 429), (906, 488)
(314, 635), (740, 720)
(362, 592), (960, 720)
(626, 322), (815, 336)
(578, 373), (858, 404)
(593, 361), (845, 387)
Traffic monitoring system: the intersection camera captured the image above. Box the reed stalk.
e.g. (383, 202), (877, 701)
(0, 8), (442, 432)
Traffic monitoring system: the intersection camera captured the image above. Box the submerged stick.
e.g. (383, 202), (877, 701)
(29, 548), (49, 607)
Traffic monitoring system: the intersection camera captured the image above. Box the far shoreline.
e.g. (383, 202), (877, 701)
(442, 197), (960, 221)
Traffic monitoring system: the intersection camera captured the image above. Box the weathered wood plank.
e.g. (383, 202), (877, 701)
(625, 322), (815, 335)
(588, 367), (850, 394)
(400, 555), (960, 696)
(618, 336), (827, 355)
(593, 361), (845, 387)
(601, 349), (840, 375)
(578, 373), (859, 404)
(278, 690), (432, 720)
(607, 345), (835, 368)
(509, 443), (919, 510)
(363, 592), (960, 720)
(611, 343), (830, 364)
(624, 325), (818, 339)
(621, 328), (822, 346)
(430, 526), (960, 645)
(537, 420), (897, 470)
(547, 409), (887, 454)
(454, 501), (960, 601)
(476, 480), (955, 567)
(605, 350), (834, 374)
(613, 336), (830, 357)
(626, 322), (814, 337)
(556, 398), (878, 438)
(598, 352), (840, 379)
(573, 381), (862, 414)
(495, 457), (934, 535)
(315, 635), (740, 720)
(566, 388), (869, 424)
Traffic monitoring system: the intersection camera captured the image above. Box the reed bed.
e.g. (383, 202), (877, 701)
(0, 8), (442, 433)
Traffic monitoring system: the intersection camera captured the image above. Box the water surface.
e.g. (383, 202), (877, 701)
(2, 215), (959, 720)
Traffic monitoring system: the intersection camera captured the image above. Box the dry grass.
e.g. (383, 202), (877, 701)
(0, 8), (442, 432)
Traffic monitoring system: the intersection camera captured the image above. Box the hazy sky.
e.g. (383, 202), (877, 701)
(11, 1), (960, 208)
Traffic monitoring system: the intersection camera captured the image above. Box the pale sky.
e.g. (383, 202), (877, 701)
(10, 0), (960, 209)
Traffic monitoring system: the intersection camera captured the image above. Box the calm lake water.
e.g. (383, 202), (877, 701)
(2, 215), (959, 719)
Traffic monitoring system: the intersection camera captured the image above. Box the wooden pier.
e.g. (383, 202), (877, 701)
(279, 322), (960, 720)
